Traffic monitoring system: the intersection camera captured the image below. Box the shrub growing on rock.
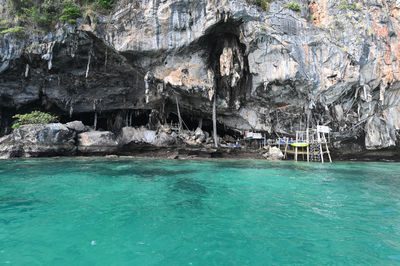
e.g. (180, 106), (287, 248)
(255, 0), (271, 11)
(286, 1), (300, 11)
(0, 26), (24, 35)
(7, 0), (113, 30)
(95, 0), (114, 10)
(59, 1), (81, 23)
(12, 111), (58, 129)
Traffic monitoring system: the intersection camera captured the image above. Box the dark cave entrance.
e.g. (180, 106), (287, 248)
(157, 19), (252, 142)
(2, 104), (153, 135)
(63, 109), (151, 132)
(200, 18), (251, 109)
(165, 105), (242, 141)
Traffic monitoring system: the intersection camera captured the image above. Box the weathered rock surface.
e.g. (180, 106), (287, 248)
(0, 123), (76, 158)
(1, 0), (400, 158)
(194, 127), (206, 144)
(65, 121), (87, 133)
(263, 146), (284, 160)
(120, 126), (177, 147)
(78, 131), (119, 154)
(120, 127), (157, 145)
(0, 134), (23, 159)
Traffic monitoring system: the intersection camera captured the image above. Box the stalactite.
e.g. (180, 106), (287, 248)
(94, 112), (98, 130)
(160, 101), (166, 124)
(144, 72), (150, 104)
(85, 50), (92, 79)
(24, 64), (29, 78)
(104, 46), (108, 71)
(69, 103), (73, 118)
(45, 41), (55, 70)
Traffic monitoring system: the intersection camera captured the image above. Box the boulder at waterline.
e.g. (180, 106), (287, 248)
(65, 121), (87, 133)
(0, 123), (76, 158)
(120, 126), (176, 147)
(263, 146), (284, 160)
(78, 131), (119, 154)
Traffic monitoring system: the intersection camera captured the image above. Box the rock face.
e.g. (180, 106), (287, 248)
(120, 127), (157, 145)
(0, 123), (76, 158)
(263, 146), (284, 160)
(65, 121), (87, 133)
(120, 126), (177, 147)
(78, 131), (119, 154)
(1, 0), (400, 157)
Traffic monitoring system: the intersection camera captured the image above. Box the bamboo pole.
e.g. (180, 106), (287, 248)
(284, 139), (288, 159)
(320, 143), (324, 163)
(306, 128), (309, 162)
(175, 96), (182, 133)
(212, 94), (218, 148)
(326, 143), (332, 163)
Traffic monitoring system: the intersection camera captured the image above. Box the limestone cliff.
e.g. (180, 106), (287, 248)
(1, 0), (400, 157)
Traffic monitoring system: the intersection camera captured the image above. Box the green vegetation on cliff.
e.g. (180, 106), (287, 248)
(5, 0), (115, 30)
(0, 26), (24, 35)
(59, 1), (81, 24)
(12, 111), (59, 129)
(286, 1), (300, 11)
(255, 0), (272, 11)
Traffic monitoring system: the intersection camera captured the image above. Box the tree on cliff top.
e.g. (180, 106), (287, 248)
(6, 0), (115, 30)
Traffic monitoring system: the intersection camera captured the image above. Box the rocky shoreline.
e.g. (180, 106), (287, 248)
(1, 0), (400, 159)
(1, 121), (398, 161)
(0, 121), (263, 159)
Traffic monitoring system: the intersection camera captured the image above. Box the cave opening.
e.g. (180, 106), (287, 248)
(200, 118), (242, 139)
(196, 18), (252, 145)
(60, 109), (151, 132)
(200, 18), (251, 109)
(165, 106), (241, 140)
(166, 112), (203, 131)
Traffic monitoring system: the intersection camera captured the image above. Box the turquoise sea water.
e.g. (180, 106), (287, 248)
(1, 158), (400, 265)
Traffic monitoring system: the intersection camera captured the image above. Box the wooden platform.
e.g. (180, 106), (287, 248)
(276, 128), (332, 163)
